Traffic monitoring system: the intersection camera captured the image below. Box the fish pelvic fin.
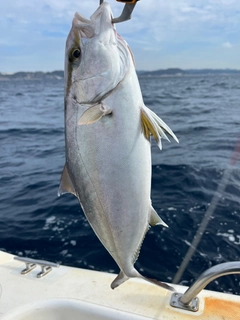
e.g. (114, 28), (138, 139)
(78, 103), (112, 125)
(140, 105), (179, 150)
(150, 206), (168, 228)
(111, 271), (129, 289)
(58, 164), (77, 197)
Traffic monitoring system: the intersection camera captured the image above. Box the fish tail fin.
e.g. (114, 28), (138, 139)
(111, 268), (175, 292)
(111, 271), (129, 289)
(131, 268), (175, 291)
(141, 275), (175, 292)
(111, 267), (142, 289)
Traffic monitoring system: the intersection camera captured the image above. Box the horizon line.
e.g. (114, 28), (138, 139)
(1, 67), (240, 75)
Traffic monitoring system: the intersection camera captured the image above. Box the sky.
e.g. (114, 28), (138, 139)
(1, 0), (240, 72)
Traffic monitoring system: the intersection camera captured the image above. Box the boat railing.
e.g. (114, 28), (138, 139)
(170, 261), (240, 312)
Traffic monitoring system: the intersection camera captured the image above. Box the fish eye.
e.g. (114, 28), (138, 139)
(72, 48), (81, 59)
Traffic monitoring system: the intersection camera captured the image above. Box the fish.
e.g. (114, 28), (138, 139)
(59, 2), (179, 291)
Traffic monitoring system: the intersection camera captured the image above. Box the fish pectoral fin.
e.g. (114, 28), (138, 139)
(111, 271), (129, 290)
(150, 206), (168, 228)
(78, 104), (112, 125)
(58, 164), (76, 197)
(141, 105), (179, 150)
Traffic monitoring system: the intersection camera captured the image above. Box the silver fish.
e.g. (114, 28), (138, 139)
(59, 2), (178, 290)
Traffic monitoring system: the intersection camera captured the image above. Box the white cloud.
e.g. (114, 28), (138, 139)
(222, 41), (233, 48)
(131, 0), (240, 44)
(1, 0), (240, 71)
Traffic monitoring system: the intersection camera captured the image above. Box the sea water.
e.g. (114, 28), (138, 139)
(0, 74), (240, 294)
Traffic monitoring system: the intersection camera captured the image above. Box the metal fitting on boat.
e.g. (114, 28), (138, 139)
(14, 256), (59, 278)
(170, 261), (240, 312)
(170, 291), (199, 312)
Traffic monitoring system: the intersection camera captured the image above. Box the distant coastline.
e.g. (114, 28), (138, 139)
(1, 68), (240, 80)
(0, 70), (64, 81)
(137, 68), (240, 77)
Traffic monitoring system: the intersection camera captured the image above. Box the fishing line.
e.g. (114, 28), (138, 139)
(173, 137), (240, 284)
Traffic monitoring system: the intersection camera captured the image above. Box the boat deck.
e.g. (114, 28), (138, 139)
(0, 251), (239, 319)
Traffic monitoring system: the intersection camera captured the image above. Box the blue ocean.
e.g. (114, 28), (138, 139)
(0, 74), (240, 294)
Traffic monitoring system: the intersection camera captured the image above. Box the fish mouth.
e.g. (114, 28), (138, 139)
(90, 2), (113, 24)
(68, 2), (129, 106)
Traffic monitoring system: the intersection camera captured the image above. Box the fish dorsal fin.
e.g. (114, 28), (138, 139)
(150, 206), (168, 227)
(58, 164), (76, 197)
(141, 105), (179, 150)
(78, 104), (112, 125)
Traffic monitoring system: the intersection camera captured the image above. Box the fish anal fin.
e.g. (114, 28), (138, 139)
(58, 164), (76, 197)
(141, 105), (179, 149)
(150, 206), (168, 228)
(78, 103), (112, 125)
(111, 271), (129, 289)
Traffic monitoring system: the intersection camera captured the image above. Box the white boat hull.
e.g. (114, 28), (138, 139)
(0, 251), (239, 319)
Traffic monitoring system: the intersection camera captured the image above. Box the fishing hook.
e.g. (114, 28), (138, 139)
(99, 0), (139, 23)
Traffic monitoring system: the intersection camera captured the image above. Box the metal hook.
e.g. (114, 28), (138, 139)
(99, 1), (139, 24)
(112, 3), (137, 23)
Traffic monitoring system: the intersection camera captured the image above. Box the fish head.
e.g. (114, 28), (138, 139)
(65, 2), (130, 104)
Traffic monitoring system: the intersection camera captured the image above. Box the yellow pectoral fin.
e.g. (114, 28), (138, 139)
(78, 104), (112, 125)
(141, 107), (159, 142)
(141, 105), (179, 149)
